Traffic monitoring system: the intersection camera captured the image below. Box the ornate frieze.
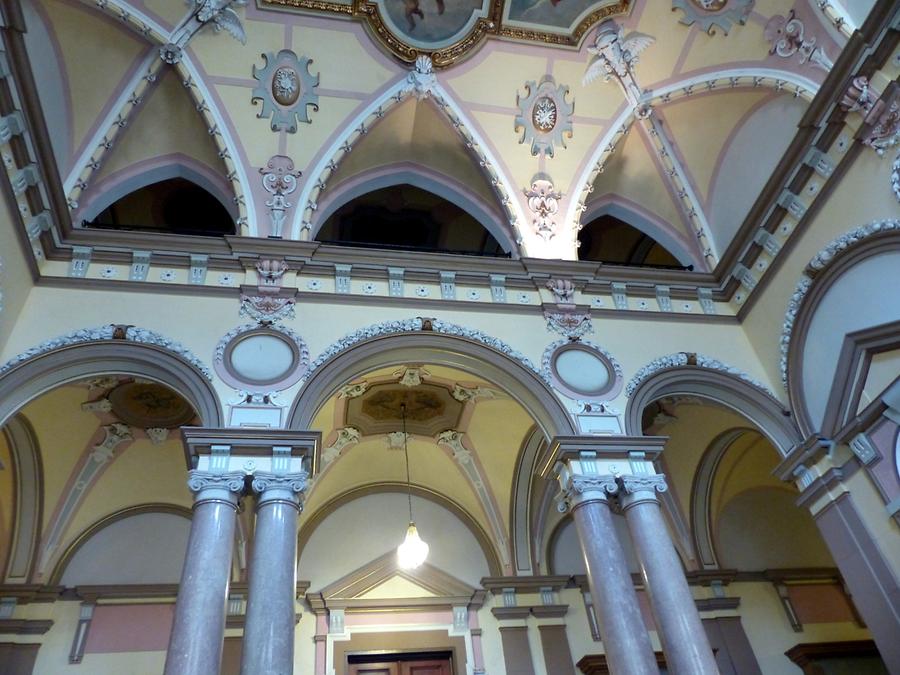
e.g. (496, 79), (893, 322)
(544, 310), (594, 340)
(765, 10), (833, 71)
(625, 351), (775, 399)
(252, 50), (319, 133)
(524, 176), (563, 241)
(0, 325), (212, 380)
(515, 76), (574, 157)
(671, 0), (754, 35)
(859, 86), (900, 155)
(240, 259), (296, 323)
(779, 219), (900, 387)
(305, 318), (543, 383)
(260, 156), (302, 238)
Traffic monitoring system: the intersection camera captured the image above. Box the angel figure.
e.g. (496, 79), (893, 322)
(190, 0), (248, 44)
(583, 22), (654, 85)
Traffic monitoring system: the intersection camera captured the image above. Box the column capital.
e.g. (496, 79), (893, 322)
(186, 470), (245, 507)
(250, 470), (309, 508)
(618, 474), (668, 510)
(557, 472), (619, 512)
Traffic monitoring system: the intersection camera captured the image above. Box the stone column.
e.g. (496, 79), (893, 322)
(560, 471), (658, 675)
(240, 471), (308, 675)
(165, 470), (245, 675)
(620, 474), (719, 675)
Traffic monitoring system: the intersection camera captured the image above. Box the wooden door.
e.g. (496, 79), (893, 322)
(349, 663), (400, 675)
(401, 660), (452, 675)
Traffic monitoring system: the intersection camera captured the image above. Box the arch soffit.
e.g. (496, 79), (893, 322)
(291, 73), (527, 251)
(1, 414), (44, 584)
(782, 221), (900, 437)
(297, 482), (503, 577)
(563, 69), (819, 237)
(580, 196), (699, 267)
(75, 154), (239, 224)
(625, 364), (800, 457)
(48, 503), (192, 586)
(310, 162), (516, 255)
(689, 426), (757, 570)
(0, 329), (223, 429)
(289, 326), (575, 439)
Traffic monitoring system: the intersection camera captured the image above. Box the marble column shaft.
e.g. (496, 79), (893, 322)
(568, 475), (659, 675)
(165, 470), (245, 675)
(621, 475), (719, 675)
(240, 471), (307, 675)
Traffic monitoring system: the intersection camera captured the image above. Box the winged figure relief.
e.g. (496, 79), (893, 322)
(190, 0), (248, 44)
(583, 23), (655, 86)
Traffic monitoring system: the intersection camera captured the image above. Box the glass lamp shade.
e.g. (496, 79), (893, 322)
(397, 522), (429, 570)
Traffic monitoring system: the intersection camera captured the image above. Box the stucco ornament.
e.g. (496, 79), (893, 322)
(671, 0), (753, 35)
(189, 0), (248, 44)
(524, 176), (562, 241)
(583, 22), (654, 94)
(544, 311), (593, 340)
(546, 278), (576, 305)
(159, 43), (183, 65)
(322, 427), (361, 465)
(765, 10), (833, 71)
(260, 155), (301, 238)
(515, 75), (574, 157)
(625, 352), (775, 399)
(402, 56), (438, 101)
(252, 50), (319, 133)
(860, 88), (900, 156)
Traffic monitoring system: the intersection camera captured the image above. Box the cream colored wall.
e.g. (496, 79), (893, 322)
(0, 189), (34, 352)
(732, 582), (872, 675)
(741, 144), (900, 395)
(843, 467), (900, 579)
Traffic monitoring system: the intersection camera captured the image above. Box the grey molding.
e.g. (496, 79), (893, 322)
(1, 415), (42, 584)
(0, 618), (53, 634)
(0, 339), (223, 429)
(624, 366), (801, 457)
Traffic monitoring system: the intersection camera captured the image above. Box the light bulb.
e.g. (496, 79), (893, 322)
(397, 522), (429, 570)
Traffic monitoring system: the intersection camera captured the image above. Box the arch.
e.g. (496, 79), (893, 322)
(625, 362), (800, 456)
(291, 72), (528, 252)
(290, 320), (575, 578)
(689, 427), (756, 569)
(782, 220), (900, 437)
(311, 162), (516, 255)
(297, 482), (503, 577)
(1, 415), (43, 583)
(564, 69), (819, 238)
(48, 503), (192, 586)
(76, 154), (238, 224)
(580, 196), (699, 268)
(0, 328), (223, 429)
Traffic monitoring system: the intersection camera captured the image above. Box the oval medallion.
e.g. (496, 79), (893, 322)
(532, 96), (558, 132)
(272, 67), (301, 106)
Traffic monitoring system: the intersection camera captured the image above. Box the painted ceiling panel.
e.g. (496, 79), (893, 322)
(138, 0), (186, 30)
(90, 69), (228, 187)
(33, 0), (149, 168)
(588, 127), (690, 242)
(659, 89), (772, 205)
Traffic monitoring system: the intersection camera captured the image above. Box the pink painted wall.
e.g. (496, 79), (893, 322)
(84, 604), (174, 653)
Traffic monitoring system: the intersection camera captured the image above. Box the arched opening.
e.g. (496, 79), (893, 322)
(578, 212), (688, 269)
(315, 184), (509, 257)
(83, 177), (235, 237)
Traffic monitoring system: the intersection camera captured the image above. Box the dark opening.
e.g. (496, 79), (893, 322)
(316, 184), (508, 257)
(578, 213), (690, 270)
(84, 177), (235, 237)
(348, 650), (453, 664)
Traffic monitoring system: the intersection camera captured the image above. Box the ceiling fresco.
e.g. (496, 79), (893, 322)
(262, 0), (631, 65)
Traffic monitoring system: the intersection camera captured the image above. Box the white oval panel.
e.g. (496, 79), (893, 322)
(554, 348), (611, 395)
(229, 334), (296, 383)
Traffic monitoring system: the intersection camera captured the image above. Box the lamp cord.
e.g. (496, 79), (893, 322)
(401, 403), (413, 524)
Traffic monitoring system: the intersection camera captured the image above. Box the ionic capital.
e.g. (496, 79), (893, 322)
(251, 471), (308, 508)
(618, 474), (668, 510)
(557, 473), (619, 512)
(186, 470), (246, 508)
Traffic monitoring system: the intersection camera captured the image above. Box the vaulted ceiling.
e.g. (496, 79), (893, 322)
(22, 0), (861, 261)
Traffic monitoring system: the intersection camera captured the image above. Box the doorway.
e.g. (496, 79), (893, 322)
(348, 650), (453, 675)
